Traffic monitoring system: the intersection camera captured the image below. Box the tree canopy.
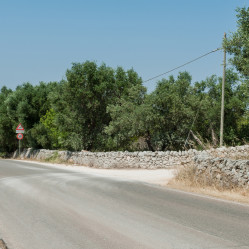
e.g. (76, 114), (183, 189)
(0, 63), (248, 154)
(224, 7), (249, 78)
(0, 7), (249, 154)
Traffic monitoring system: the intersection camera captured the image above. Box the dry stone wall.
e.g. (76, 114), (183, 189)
(14, 145), (249, 169)
(14, 145), (249, 187)
(194, 155), (249, 187)
(14, 148), (198, 169)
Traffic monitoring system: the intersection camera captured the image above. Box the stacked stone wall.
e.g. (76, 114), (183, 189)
(14, 145), (249, 169)
(194, 155), (249, 187)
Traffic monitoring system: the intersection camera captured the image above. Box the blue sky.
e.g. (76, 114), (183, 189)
(0, 0), (248, 92)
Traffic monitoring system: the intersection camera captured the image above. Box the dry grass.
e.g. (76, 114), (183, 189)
(168, 164), (249, 205)
(14, 156), (73, 167)
(0, 239), (8, 249)
(231, 154), (249, 160)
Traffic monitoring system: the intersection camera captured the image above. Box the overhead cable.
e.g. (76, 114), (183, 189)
(143, 48), (221, 83)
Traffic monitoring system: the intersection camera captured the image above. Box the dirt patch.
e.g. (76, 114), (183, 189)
(0, 239), (8, 249)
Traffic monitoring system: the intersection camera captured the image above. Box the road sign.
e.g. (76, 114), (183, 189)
(16, 123), (25, 133)
(16, 123), (24, 131)
(17, 133), (23, 140)
(16, 130), (24, 133)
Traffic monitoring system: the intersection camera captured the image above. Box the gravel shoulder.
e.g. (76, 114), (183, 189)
(11, 159), (176, 185)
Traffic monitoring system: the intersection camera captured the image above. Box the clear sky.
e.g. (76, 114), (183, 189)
(0, 0), (248, 92)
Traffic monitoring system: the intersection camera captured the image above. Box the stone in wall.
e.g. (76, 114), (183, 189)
(194, 155), (249, 188)
(12, 144), (249, 188)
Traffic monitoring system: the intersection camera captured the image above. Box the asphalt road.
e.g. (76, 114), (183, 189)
(0, 159), (249, 249)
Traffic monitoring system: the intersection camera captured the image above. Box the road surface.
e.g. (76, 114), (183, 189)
(0, 159), (249, 249)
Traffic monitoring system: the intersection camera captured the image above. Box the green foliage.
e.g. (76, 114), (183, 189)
(224, 7), (249, 77)
(44, 151), (59, 162)
(106, 69), (249, 151)
(50, 61), (143, 151)
(148, 72), (197, 150)
(0, 57), (248, 153)
(0, 86), (16, 152)
(192, 69), (249, 146)
(40, 108), (67, 149)
(105, 84), (150, 150)
(0, 152), (8, 158)
(0, 82), (58, 152)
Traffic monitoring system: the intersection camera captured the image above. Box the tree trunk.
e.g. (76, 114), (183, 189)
(145, 131), (154, 152)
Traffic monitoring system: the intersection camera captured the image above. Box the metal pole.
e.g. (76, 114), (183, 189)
(19, 139), (20, 156)
(220, 33), (226, 147)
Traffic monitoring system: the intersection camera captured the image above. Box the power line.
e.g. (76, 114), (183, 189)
(143, 48), (221, 83)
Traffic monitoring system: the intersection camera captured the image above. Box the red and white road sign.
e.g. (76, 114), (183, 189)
(16, 123), (25, 133)
(17, 133), (23, 140)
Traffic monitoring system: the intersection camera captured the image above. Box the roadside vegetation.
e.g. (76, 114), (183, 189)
(0, 7), (248, 154)
(0, 239), (8, 249)
(168, 164), (249, 204)
(43, 151), (67, 164)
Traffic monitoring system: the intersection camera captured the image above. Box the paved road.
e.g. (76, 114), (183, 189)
(0, 159), (249, 249)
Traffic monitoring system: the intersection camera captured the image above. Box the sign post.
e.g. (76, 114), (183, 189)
(16, 123), (24, 156)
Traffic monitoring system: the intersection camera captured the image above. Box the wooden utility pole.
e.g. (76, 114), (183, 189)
(220, 33), (226, 147)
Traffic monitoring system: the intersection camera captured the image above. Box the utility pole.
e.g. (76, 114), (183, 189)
(220, 33), (226, 147)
